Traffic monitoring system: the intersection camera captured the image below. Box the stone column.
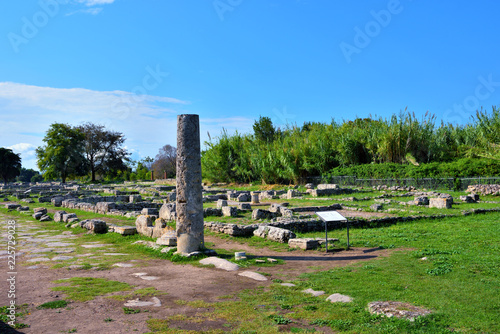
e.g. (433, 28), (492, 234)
(151, 170), (154, 180)
(176, 114), (204, 254)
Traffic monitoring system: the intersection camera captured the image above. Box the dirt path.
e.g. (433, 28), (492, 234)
(0, 214), (391, 334)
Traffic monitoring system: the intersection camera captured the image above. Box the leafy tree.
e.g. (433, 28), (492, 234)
(253, 116), (276, 143)
(16, 168), (41, 183)
(77, 122), (130, 181)
(36, 123), (88, 183)
(0, 148), (21, 185)
(151, 145), (176, 179)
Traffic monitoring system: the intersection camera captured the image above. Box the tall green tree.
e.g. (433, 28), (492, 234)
(253, 116), (276, 143)
(36, 123), (88, 183)
(16, 168), (42, 183)
(0, 148), (21, 185)
(77, 122), (130, 181)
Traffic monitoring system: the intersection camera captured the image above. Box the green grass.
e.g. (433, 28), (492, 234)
(52, 277), (133, 302)
(0, 304), (30, 329)
(123, 307), (141, 314)
(109, 287), (168, 301)
(37, 300), (69, 309)
(147, 213), (499, 333)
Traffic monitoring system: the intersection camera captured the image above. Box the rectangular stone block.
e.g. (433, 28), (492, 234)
(114, 226), (137, 235)
(288, 238), (319, 250)
(222, 206), (237, 217)
(429, 198), (452, 209)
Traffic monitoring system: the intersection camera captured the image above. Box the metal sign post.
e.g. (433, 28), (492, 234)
(316, 211), (349, 252)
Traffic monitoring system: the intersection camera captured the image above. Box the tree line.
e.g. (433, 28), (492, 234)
(201, 106), (500, 184)
(0, 122), (177, 184)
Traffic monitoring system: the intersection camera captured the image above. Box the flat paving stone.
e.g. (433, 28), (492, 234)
(0, 250), (8, 256)
(238, 271), (268, 281)
(76, 253), (93, 257)
(45, 242), (73, 247)
(26, 248), (54, 254)
(81, 244), (110, 248)
(52, 256), (74, 261)
(281, 283), (296, 287)
(132, 273), (149, 277)
(303, 288), (325, 297)
(139, 276), (159, 281)
(199, 257), (239, 271)
(124, 297), (161, 307)
(113, 263), (134, 268)
(68, 265), (85, 270)
(26, 257), (51, 262)
(103, 253), (128, 256)
(54, 249), (75, 254)
(326, 293), (353, 303)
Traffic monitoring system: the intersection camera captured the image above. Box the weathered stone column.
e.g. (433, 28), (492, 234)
(176, 114), (204, 254)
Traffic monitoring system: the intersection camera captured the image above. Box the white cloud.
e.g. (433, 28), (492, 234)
(66, 8), (103, 16)
(7, 143), (37, 156)
(0, 82), (251, 170)
(75, 0), (115, 6)
(7, 143), (38, 170)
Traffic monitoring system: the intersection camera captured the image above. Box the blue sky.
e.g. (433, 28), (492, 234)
(1, 0), (499, 170)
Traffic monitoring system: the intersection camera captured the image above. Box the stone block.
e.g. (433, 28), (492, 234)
(83, 219), (107, 233)
(250, 192), (260, 204)
(159, 203), (176, 220)
(216, 199), (228, 208)
(141, 207), (159, 215)
(317, 184), (338, 190)
(253, 226), (296, 243)
(237, 193), (251, 202)
(33, 207), (48, 215)
(5, 204), (21, 210)
(238, 203), (252, 210)
(40, 215), (51, 222)
(51, 196), (63, 207)
(156, 231), (177, 246)
(460, 195), (475, 203)
(287, 189), (299, 199)
(414, 196), (429, 206)
(370, 204), (383, 211)
(135, 215), (154, 238)
(114, 226), (137, 235)
(252, 209), (276, 220)
(429, 198), (452, 209)
(62, 213), (77, 223)
(152, 218), (168, 238)
(204, 207), (222, 217)
(288, 238), (319, 250)
(222, 206), (237, 217)
(129, 195), (142, 203)
(33, 211), (44, 220)
(54, 210), (67, 222)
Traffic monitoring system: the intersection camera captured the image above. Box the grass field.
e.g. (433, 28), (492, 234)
(1, 187), (499, 333)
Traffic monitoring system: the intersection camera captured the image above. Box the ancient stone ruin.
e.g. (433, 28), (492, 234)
(175, 114), (205, 254)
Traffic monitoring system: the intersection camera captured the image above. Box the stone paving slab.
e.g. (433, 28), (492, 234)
(199, 257), (239, 271)
(81, 244), (111, 248)
(238, 271), (268, 281)
(46, 242), (74, 247)
(52, 256), (74, 261)
(26, 257), (51, 262)
(302, 288), (325, 297)
(326, 293), (352, 303)
(124, 297), (161, 307)
(113, 263), (134, 268)
(25, 248), (54, 253)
